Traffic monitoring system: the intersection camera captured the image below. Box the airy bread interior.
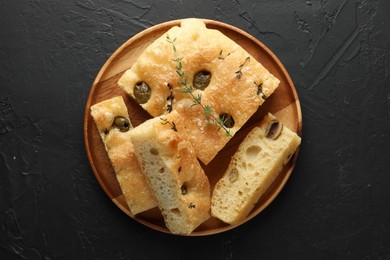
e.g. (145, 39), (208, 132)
(211, 113), (301, 224)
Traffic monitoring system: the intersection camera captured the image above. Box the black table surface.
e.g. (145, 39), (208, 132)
(1, 0), (390, 259)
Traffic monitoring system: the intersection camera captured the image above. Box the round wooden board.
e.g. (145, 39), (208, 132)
(84, 19), (302, 236)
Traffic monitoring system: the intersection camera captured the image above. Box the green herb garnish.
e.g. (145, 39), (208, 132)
(166, 34), (232, 137)
(160, 117), (177, 132)
(218, 50), (231, 60)
(235, 56), (250, 79)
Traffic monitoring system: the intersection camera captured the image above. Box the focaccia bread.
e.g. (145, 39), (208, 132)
(90, 96), (157, 215)
(118, 18), (280, 164)
(211, 113), (301, 224)
(129, 111), (211, 235)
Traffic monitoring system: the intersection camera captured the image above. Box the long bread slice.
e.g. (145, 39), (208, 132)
(90, 96), (157, 215)
(129, 111), (211, 235)
(211, 113), (301, 224)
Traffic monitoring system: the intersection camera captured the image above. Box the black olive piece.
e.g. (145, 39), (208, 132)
(181, 184), (187, 195)
(133, 81), (151, 104)
(219, 113), (235, 128)
(193, 70), (211, 90)
(113, 116), (130, 132)
(228, 168), (239, 182)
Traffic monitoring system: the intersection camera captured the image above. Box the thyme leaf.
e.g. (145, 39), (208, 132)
(192, 94), (202, 106)
(218, 50), (231, 60)
(166, 34), (177, 51)
(203, 105), (212, 115)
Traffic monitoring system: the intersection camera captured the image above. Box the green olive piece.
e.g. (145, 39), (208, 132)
(228, 168), (239, 182)
(113, 116), (130, 132)
(219, 113), (235, 128)
(133, 81), (151, 104)
(193, 71), (211, 90)
(150, 148), (159, 155)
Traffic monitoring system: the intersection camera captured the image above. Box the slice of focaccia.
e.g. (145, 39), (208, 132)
(211, 113), (301, 224)
(90, 96), (157, 215)
(129, 111), (211, 235)
(118, 18), (280, 165)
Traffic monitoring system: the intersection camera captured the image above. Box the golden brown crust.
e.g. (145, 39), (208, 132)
(118, 18), (280, 165)
(90, 96), (157, 215)
(167, 98), (231, 165)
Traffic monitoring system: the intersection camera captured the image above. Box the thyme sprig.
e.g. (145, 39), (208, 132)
(160, 118), (177, 132)
(166, 34), (232, 137)
(179, 75), (232, 137)
(235, 56), (250, 79)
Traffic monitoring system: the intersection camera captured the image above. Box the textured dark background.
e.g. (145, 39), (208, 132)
(1, 0), (390, 259)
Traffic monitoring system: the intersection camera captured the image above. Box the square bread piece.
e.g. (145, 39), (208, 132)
(211, 113), (301, 225)
(118, 18), (280, 164)
(90, 96), (157, 215)
(129, 111), (211, 235)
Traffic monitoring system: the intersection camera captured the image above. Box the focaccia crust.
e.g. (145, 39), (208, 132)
(118, 18), (280, 164)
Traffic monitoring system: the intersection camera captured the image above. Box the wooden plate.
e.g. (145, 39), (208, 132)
(83, 19), (302, 236)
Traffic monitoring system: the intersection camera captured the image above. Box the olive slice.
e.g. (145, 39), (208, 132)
(228, 168), (239, 182)
(193, 70), (211, 90)
(219, 113), (235, 128)
(150, 148), (159, 155)
(113, 116), (130, 132)
(133, 81), (151, 104)
(181, 184), (187, 195)
(265, 119), (283, 139)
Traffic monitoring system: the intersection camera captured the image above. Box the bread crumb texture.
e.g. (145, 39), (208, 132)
(129, 111), (211, 235)
(211, 113), (301, 224)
